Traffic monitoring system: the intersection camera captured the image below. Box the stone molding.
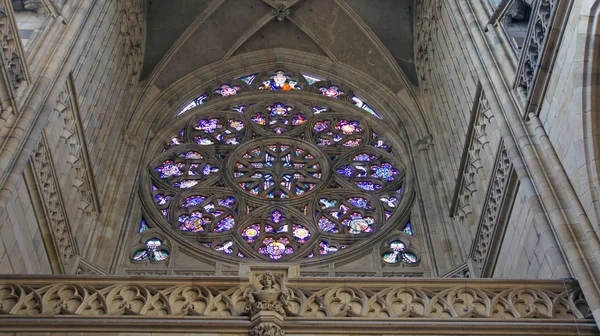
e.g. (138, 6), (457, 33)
(29, 133), (78, 272)
(0, 274), (594, 334)
(469, 142), (517, 277)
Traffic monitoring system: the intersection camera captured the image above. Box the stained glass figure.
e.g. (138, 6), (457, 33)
(335, 152), (401, 192)
(258, 237), (293, 260)
(258, 71), (301, 91)
(154, 194), (172, 205)
(214, 84), (241, 97)
(178, 93), (208, 116)
(192, 116), (245, 146)
(341, 213), (374, 234)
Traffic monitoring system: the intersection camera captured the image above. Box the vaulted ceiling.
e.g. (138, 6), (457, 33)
(141, 0), (418, 90)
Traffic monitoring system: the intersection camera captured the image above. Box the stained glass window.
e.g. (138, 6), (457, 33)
(147, 93), (411, 262)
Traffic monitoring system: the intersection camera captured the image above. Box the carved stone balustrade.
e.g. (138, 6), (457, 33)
(0, 273), (596, 335)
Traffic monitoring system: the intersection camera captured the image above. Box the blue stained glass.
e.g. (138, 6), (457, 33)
(133, 249), (148, 261)
(347, 197), (370, 209)
(319, 216), (338, 233)
(218, 196), (236, 208)
(355, 181), (381, 191)
(178, 93), (208, 116)
(239, 73), (257, 84)
(270, 210), (284, 223)
(337, 165), (354, 177)
(402, 223), (413, 236)
(380, 196), (399, 208)
(214, 216), (235, 232)
(319, 198), (337, 209)
(183, 196), (206, 208)
(215, 241), (234, 254)
(318, 241), (338, 255)
(354, 153), (377, 162)
(155, 194), (171, 205)
(195, 118), (221, 133)
(139, 219), (149, 233)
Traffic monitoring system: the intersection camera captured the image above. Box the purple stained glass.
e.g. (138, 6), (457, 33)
(342, 213), (374, 234)
(293, 224), (310, 243)
(336, 120), (362, 134)
(202, 164), (219, 175)
(337, 165), (354, 177)
(270, 210), (284, 223)
(319, 85), (344, 98)
(214, 216), (235, 232)
(269, 103), (291, 117)
(347, 197), (370, 209)
(155, 160), (185, 178)
(292, 113), (307, 125)
(195, 118), (221, 133)
(318, 241), (338, 255)
(319, 216), (338, 233)
(217, 196), (236, 208)
(313, 121), (330, 132)
(179, 151), (203, 159)
(242, 225), (261, 242)
(195, 137), (214, 145)
(154, 194), (171, 205)
(343, 139), (362, 147)
(178, 212), (210, 232)
(229, 120), (245, 131)
(215, 241), (234, 254)
(182, 196), (206, 208)
(355, 181), (381, 191)
(161, 209), (168, 218)
(354, 153), (377, 162)
(214, 84), (241, 96)
(319, 198), (337, 209)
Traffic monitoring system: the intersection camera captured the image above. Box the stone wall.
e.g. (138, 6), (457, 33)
(0, 0), (143, 274)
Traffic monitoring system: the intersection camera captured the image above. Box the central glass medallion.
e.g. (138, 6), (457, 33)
(231, 139), (327, 199)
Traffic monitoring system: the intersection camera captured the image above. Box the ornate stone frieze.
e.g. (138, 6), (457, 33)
(0, 0), (30, 91)
(0, 276), (591, 320)
(450, 87), (494, 222)
(470, 143), (515, 276)
(30, 135), (78, 270)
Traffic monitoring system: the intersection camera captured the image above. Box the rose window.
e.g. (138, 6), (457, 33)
(144, 98), (413, 262)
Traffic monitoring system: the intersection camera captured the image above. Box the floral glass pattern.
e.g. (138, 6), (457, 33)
(335, 151), (402, 191)
(316, 195), (376, 234)
(312, 118), (366, 148)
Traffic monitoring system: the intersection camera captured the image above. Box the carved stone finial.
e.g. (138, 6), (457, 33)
(272, 4), (290, 21)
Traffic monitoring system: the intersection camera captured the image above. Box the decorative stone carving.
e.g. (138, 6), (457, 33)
(245, 271), (289, 317)
(471, 144), (514, 275)
(415, 0), (441, 82)
(271, 4), (290, 22)
(416, 134), (434, 152)
(0, 0), (29, 90)
(451, 87), (494, 222)
(250, 322), (284, 336)
(31, 136), (78, 270)
(516, 0), (558, 98)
